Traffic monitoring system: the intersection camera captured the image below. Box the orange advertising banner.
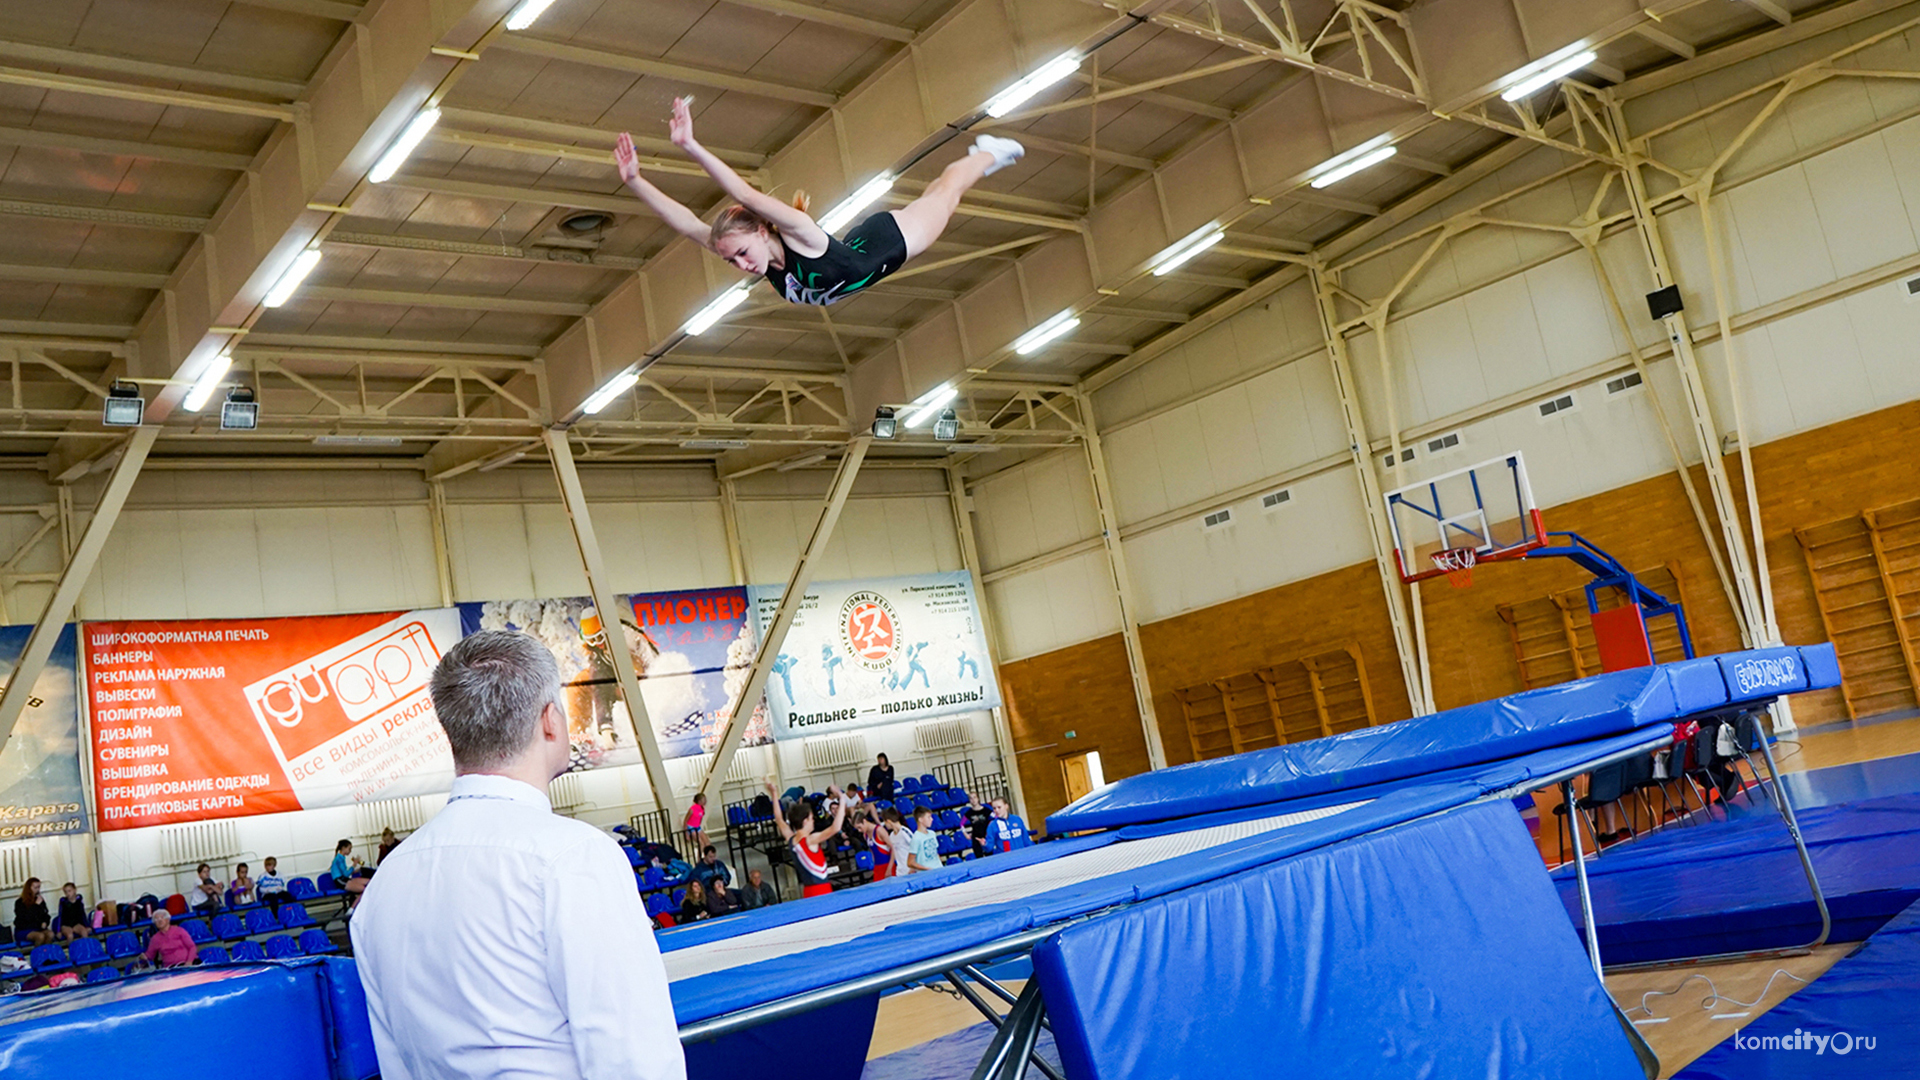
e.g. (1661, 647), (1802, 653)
(87, 610), (461, 831)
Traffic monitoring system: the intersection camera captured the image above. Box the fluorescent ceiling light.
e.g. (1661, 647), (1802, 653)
(1150, 223), (1225, 276)
(263, 248), (322, 308)
(775, 452), (828, 472)
(504, 0), (558, 31)
(1013, 310), (1080, 356)
(313, 435), (403, 446)
(680, 438), (750, 450)
(683, 281), (753, 336)
(984, 52), (1081, 118)
(1309, 145), (1396, 189)
(818, 173), (896, 234)
(946, 443), (1005, 454)
(369, 107), (442, 184)
(581, 370), (640, 415)
(183, 352), (232, 412)
(904, 385), (958, 428)
(477, 448), (529, 473)
(1500, 48), (1597, 102)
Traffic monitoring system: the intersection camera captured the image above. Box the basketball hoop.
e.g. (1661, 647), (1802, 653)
(1432, 546), (1479, 588)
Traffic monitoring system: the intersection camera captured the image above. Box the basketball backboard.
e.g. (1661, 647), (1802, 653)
(1385, 452), (1545, 584)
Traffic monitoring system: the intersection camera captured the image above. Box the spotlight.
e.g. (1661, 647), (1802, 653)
(933, 409), (959, 441)
(220, 387), (259, 431)
(102, 381), (144, 427)
(871, 406), (897, 439)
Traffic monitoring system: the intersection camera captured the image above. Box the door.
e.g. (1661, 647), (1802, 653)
(1060, 750), (1105, 803)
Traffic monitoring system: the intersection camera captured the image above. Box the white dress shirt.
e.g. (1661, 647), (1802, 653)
(351, 774), (685, 1080)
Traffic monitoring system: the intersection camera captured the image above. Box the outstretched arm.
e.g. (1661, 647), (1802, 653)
(824, 786), (848, 834)
(765, 780), (794, 841)
(616, 133), (712, 248)
(670, 97), (828, 251)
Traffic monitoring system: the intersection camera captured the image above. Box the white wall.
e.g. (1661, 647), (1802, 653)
(972, 25), (1920, 659)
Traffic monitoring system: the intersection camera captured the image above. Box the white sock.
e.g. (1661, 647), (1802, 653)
(972, 134), (1025, 176)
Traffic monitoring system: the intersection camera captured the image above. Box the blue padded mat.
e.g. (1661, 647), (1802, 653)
(1048, 645), (1838, 833)
(1552, 792), (1920, 964)
(1675, 898), (1920, 1078)
(1033, 800), (1644, 1080)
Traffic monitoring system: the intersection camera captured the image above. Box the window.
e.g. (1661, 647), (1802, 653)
(1202, 507), (1234, 531)
(1536, 392), (1577, 419)
(1260, 489), (1291, 511)
(1605, 371), (1644, 395)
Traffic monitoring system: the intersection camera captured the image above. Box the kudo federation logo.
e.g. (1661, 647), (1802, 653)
(840, 591), (900, 672)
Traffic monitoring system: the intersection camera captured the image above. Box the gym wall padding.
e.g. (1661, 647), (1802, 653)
(0, 958), (377, 1080)
(1033, 800), (1645, 1080)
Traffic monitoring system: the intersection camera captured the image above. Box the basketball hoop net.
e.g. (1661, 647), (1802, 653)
(1431, 546), (1479, 588)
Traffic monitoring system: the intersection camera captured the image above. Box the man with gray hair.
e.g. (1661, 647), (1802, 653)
(351, 630), (685, 1080)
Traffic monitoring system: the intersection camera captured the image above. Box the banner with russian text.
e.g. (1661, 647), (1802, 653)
(0, 624), (86, 839)
(750, 572), (1001, 739)
(459, 586), (768, 764)
(87, 611), (461, 830)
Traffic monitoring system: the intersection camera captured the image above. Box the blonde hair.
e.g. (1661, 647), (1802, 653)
(710, 191), (811, 247)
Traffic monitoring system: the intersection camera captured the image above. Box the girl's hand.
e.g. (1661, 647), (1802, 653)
(615, 132), (642, 185)
(669, 96), (698, 151)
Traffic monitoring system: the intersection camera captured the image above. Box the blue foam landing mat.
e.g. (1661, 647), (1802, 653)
(1675, 897), (1920, 1078)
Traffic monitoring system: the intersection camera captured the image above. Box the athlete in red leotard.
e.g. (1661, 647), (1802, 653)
(768, 780), (846, 899)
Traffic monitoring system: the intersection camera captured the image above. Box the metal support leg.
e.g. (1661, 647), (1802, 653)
(944, 971), (1064, 1080)
(970, 979), (1048, 1080)
(1752, 719), (1831, 949)
(1562, 779), (1605, 980)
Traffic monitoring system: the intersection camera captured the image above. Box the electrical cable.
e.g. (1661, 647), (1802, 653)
(1623, 968), (1810, 1018)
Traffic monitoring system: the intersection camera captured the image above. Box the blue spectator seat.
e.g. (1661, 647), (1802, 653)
(919, 773), (939, 790)
(230, 940), (267, 962)
(211, 913), (246, 941)
(900, 777), (921, 795)
(913, 794), (934, 811)
(103, 931), (142, 961)
(642, 867), (665, 889)
(671, 888), (686, 908)
(316, 873), (341, 895)
(948, 788), (968, 805)
(645, 895), (670, 918)
(29, 943), (69, 973)
(199, 945), (231, 965)
(279, 903), (317, 930)
(264, 935), (300, 960)
(297, 929), (334, 955)
(67, 937), (108, 968)
(287, 877), (321, 901)
(84, 965), (121, 983)
(244, 908), (280, 936)
(177, 918), (214, 944)
(855, 851), (874, 871)
(894, 799), (915, 817)
(624, 846), (644, 867)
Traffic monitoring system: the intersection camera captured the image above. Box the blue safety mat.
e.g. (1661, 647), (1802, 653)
(1552, 792), (1920, 964)
(1048, 645), (1838, 833)
(1675, 898), (1920, 1078)
(1033, 800), (1644, 1080)
(0, 958), (376, 1080)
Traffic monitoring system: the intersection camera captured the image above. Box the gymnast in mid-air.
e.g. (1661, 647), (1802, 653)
(617, 97), (1025, 306)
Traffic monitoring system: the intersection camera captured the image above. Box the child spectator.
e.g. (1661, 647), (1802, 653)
(678, 881), (711, 924)
(13, 878), (53, 946)
(685, 792), (708, 854)
(331, 840), (368, 901)
(738, 869), (779, 910)
(56, 882), (90, 941)
(377, 827), (403, 866)
(903, 807), (939, 876)
(985, 798), (1034, 854)
(227, 863), (256, 908)
(188, 863), (224, 914)
(256, 857), (289, 917)
(92, 901), (117, 931)
(965, 795), (994, 857)
(142, 909), (198, 968)
(705, 878), (740, 917)
(768, 779), (845, 898)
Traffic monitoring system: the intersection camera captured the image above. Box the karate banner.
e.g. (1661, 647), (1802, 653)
(87, 611), (461, 831)
(0, 624), (87, 839)
(751, 572), (1001, 739)
(461, 586), (768, 765)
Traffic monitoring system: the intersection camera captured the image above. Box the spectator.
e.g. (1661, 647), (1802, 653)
(868, 808), (905, 880)
(866, 753), (896, 802)
(143, 909), (198, 968)
(985, 798), (1034, 854)
(678, 881), (711, 924)
(684, 792), (708, 854)
(256, 857), (290, 917)
(227, 863), (256, 908)
(378, 827), (403, 866)
(768, 779), (845, 898)
(55, 882), (90, 942)
(705, 879), (740, 918)
(687, 846), (731, 892)
(13, 878), (53, 946)
(964, 794), (994, 857)
(331, 840), (368, 901)
(738, 869), (779, 910)
(188, 863), (224, 914)
(903, 807), (940, 876)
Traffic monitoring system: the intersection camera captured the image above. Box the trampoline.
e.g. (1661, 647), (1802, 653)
(0, 644), (1843, 1080)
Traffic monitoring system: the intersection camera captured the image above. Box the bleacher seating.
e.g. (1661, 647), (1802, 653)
(624, 846), (644, 868)
(30, 943), (69, 973)
(264, 935), (300, 959)
(279, 903), (317, 931)
(287, 877), (321, 901)
(103, 931), (142, 961)
(245, 908), (280, 936)
(67, 937), (108, 969)
(176, 918), (214, 944)
(900, 777), (921, 796)
(84, 965), (121, 983)
(230, 940), (267, 962)
(211, 913), (247, 941)
(298, 929), (335, 956)
(199, 945), (231, 965)
(317, 873), (342, 895)
(645, 895), (671, 919)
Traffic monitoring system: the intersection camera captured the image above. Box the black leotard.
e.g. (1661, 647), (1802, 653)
(763, 212), (908, 306)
